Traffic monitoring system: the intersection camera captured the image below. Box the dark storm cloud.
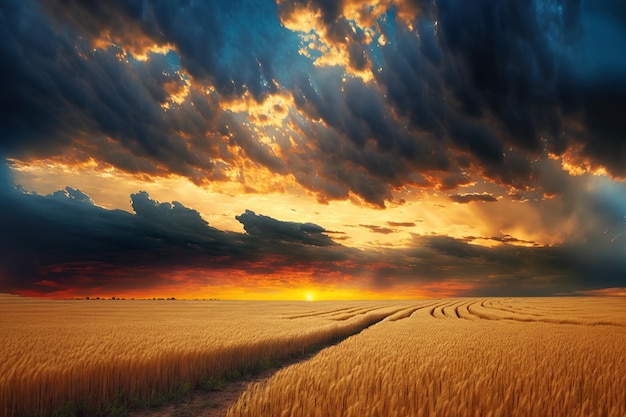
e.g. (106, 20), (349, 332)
(0, 184), (227, 294)
(449, 193), (498, 204)
(287, 66), (456, 206)
(434, 0), (559, 151)
(369, 5), (549, 190)
(0, 0), (290, 185)
(276, 0), (558, 200)
(369, 0), (623, 198)
(44, 0), (299, 101)
(3, 0), (625, 207)
(0, 0), (230, 181)
(236, 210), (335, 247)
(1, 167), (624, 296)
(0, 174), (350, 295)
(395, 234), (626, 296)
(433, 0), (626, 177)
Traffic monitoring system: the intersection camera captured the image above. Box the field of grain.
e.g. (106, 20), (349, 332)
(0, 294), (413, 417)
(3, 296), (625, 417)
(228, 298), (626, 417)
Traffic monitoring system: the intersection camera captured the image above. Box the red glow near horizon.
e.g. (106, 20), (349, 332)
(12, 268), (440, 300)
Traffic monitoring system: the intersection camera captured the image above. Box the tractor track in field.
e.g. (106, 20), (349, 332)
(129, 352), (322, 417)
(416, 298), (625, 326)
(129, 305), (413, 417)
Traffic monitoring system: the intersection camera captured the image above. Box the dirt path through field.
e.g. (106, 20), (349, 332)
(129, 306), (413, 417)
(129, 353), (311, 417)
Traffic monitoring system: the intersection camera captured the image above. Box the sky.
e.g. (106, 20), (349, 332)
(1, 0), (625, 300)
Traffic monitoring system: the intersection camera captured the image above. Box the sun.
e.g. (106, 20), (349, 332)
(306, 292), (314, 302)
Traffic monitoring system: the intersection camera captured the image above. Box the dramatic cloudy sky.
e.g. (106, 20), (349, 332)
(1, 0), (625, 299)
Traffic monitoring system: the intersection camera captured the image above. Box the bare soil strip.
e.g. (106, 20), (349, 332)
(129, 354), (310, 417)
(129, 311), (396, 417)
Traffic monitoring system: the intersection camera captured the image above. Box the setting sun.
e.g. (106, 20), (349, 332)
(306, 292), (314, 302)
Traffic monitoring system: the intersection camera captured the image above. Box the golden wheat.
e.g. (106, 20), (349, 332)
(228, 297), (626, 417)
(0, 294), (416, 417)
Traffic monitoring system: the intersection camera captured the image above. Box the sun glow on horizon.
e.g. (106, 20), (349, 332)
(14, 283), (433, 302)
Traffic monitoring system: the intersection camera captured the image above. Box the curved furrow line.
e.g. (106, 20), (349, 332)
(409, 301), (443, 318)
(384, 305), (423, 322)
(283, 306), (362, 319)
(526, 305), (602, 316)
(488, 299), (552, 319)
(463, 299), (487, 320)
(484, 299), (584, 323)
(329, 307), (389, 320)
(287, 305), (384, 320)
(499, 304), (558, 317)
(325, 306), (376, 317)
(453, 302), (463, 319)
(431, 300), (456, 319)
(283, 310), (343, 320)
(386, 302), (441, 322)
(331, 305), (403, 321)
(470, 299), (625, 327)
(480, 299), (538, 321)
(497, 299), (599, 321)
(493, 298), (559, 312)
(428, 304), (438, 318)
(513, 299), (589, 314)
(402, 300), (446, 319)
(507, 300), (597, 317)
(465, 299), (501, 321)
(455, 299), (480, 320)
(442, 300), (465, 318)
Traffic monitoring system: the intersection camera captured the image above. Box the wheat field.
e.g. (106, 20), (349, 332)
(0, 294), (412, 417)
(3, 296), (625, 417)
(228, 298), (626, 417)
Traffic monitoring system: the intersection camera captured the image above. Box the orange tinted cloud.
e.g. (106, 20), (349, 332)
(277, 0), (376, 82)
(575, 288), (626, 297)
(91, 31), (174, 62)
(222, 91), (294, 128)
